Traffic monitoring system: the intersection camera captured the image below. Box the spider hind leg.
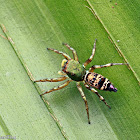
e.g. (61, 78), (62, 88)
(76, 82), (90, 124)
(83, 81), (111, 109)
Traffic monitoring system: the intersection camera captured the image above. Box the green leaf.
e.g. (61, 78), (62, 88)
(87, 0), (140, 83)
(0, 0), (139, 140)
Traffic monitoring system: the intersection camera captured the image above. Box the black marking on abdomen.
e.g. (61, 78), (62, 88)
(98, 78), (106, 89)
(85, 72), (91, 82)
(85, 72), (112, 91)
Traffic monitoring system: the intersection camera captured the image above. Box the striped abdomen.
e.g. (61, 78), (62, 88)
(84, 72), (117, 92)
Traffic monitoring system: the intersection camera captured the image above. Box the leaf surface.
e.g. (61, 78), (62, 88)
(0, 0), (139, 139)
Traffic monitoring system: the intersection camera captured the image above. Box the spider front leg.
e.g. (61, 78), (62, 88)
(89, 63), (128, 72)
(34, 76), (68, 82)
(62, 43), (79, 61)
(40, 80), (72, 96)
(83, 82), (111, 109)
(83, 39), (97, 67)
(47, 48), (71, 60)
(76, 82), (90, 124)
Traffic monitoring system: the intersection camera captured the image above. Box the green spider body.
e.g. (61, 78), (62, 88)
(61, 59), (117, 92)
(62, 59), (86, 81)
(35, 39), (128, 124)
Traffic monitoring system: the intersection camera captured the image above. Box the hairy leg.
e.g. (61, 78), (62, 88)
(83, 39), (97, 67)
(62, 43), (78, 61)
(76, 82), (90, 124)
(89, 63), (128, 72)
(83, 82), (111, 109)
(40, 80), (72, 96)
(34, 76), (68, 82)
(47, 48), (71, 60)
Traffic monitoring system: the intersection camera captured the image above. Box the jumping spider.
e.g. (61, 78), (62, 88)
(34, 39), (128, 124)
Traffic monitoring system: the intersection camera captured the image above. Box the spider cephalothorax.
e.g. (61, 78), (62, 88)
(35, 39), (128, 124)
(61, 59), (86, 81)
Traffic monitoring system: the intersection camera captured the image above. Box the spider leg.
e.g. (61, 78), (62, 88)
(62, 43), (78, 61)
(58, 71), (67, 76)
(76, 82), (90, 124)
(40, 79), (72, 96)
(34, 76), (68, 82)
(83, 81), (111, 109)
(47, 48), (71, 60)
(89, 63), (128, 72)
(83, 39), (97, 67)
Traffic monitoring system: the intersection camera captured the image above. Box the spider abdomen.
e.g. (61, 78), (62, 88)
(84, 72), (117, 92)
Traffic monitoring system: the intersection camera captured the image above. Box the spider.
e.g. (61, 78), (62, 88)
(34, 39), (128, 124)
